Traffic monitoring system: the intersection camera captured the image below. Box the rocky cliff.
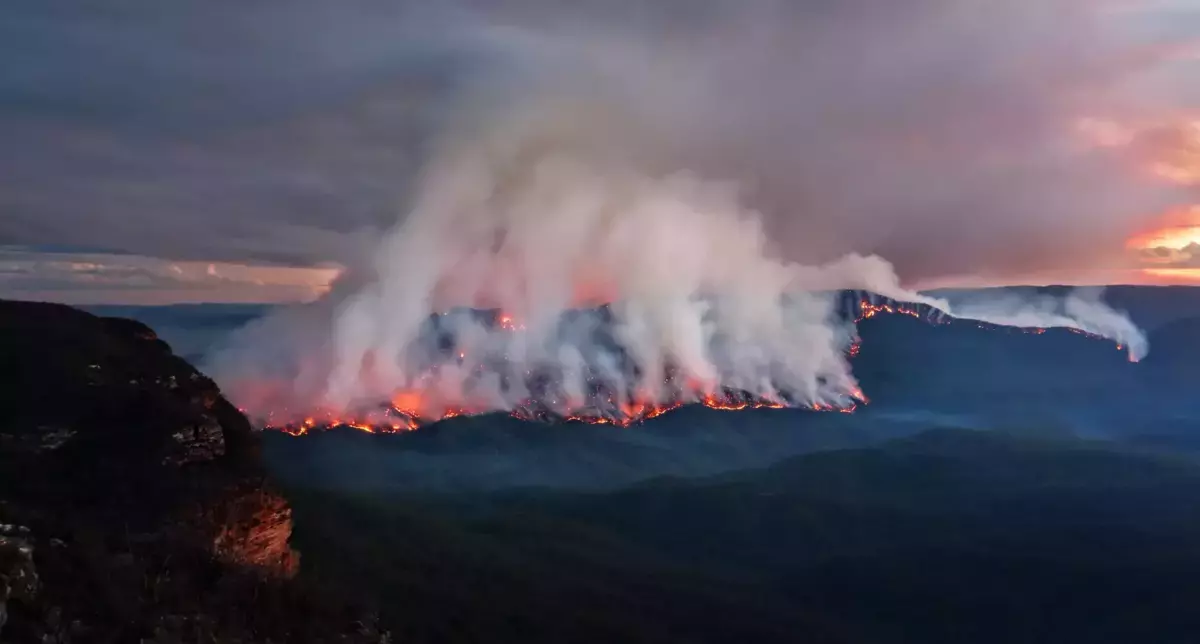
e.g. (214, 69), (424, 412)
(0, 300), (384, 643)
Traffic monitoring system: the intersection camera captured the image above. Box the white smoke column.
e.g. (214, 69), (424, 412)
(920, 287), (1149, 361)
(319, 87), (869, 413)
(797, 254), (1147, 359)
(202, 1), (1161, 424)
(310, 77), (1145, 418)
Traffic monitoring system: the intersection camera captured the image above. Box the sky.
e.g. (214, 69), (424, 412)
(2, 0), (1200, 305)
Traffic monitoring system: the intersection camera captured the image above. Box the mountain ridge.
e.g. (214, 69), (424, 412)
(0, 299), (387, 643)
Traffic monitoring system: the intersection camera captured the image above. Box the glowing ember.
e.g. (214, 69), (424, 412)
(497, 312), (525, 331)
(855, 300), (927, 322)
(267, 387), (827, 435)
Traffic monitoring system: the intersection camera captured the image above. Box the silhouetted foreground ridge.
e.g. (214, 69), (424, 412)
(0, 300), (387, 643)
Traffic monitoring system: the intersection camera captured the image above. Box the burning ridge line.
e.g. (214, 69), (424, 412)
(854, 298), (1128, 351)
(262, 297), (1125, 436)
(270, 386), (857, 437)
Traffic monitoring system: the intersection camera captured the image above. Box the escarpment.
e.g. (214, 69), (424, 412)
(0, 300), (385, 643)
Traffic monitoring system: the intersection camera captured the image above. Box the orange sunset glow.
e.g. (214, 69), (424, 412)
(1076, 113), (1200, 285)
(1122, 115), (1200, 282)
(1140, 267), (1200, 282)
(1127, 206), (1200, 251)
(1128, 208), (1200, 283)
(1127, 204), (1200, 284)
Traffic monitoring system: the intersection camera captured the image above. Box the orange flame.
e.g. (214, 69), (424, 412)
(855, 300), (927, 322)
(497, 311), (525, 331)
(264, 296), (1128, 436)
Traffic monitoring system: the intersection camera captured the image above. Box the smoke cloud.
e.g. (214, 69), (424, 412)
(206, 0), (1170, 425)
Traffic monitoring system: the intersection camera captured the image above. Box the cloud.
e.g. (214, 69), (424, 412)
(1138, 241), (1200, 266)
(0, 0), (452, 267)
(0, 0), (1195, 289)
(0, 247), (340, 304)
(193, 0), (1175, 423)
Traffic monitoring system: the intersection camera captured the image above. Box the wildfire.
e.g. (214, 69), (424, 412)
(1067, 328), (1137, 362)
(262, 295), (1129, 436)
(855, 300), (928, 322)
(270, 403), (428, 436)
(515, 390), (797, 427)
(267, 387), (839, 435)
(691, 392), (791, 413)
(497, 312), (525, 331)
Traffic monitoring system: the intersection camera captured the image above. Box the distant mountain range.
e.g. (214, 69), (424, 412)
(286, 428), (1200, 644)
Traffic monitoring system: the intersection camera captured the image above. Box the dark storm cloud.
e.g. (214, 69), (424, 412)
(1, 0), (464, 130)
(0, 0), (1194, 284)
(0, 0), (478, 265)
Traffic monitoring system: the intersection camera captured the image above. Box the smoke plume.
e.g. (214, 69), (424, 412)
(207, 0), (1166, 426)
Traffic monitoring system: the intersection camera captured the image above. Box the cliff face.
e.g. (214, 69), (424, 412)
(0, 300), (380, 643)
